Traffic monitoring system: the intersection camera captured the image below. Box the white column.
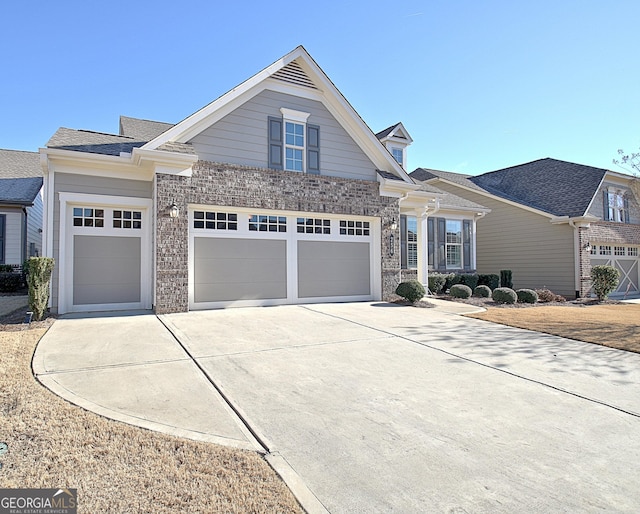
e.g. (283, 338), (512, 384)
(417, 211), (429, 289)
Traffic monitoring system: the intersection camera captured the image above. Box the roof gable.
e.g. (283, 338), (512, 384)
(375, 122), (413, 144)
(143, 46), (411, 182)
(119, 116), (174, 140)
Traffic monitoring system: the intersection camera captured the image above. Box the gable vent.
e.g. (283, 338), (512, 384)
(271, 60), (319, 90)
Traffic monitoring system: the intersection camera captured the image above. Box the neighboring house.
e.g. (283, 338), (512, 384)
(40, 46), (483, 315)
(0, 149), (44, 266)
(412, 158), (640, 298)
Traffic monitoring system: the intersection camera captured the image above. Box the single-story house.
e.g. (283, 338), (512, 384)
(411, 158), (640, 298)
(40, 46), (487, 314)
(0, 149), (44, 266)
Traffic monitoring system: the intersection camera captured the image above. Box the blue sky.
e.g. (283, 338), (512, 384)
(2, 0), (639, 175)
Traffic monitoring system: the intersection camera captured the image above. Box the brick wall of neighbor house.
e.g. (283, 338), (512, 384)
(587, 221), (640, 245)
(155, 161), (401, 313)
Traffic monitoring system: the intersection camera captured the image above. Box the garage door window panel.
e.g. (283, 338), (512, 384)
(73, 208), (104, 228)
(249, 215), (287, 233)
(113, 210), (142, 229)
(193, 211), (238, 230)
(297, 218), (331, 234)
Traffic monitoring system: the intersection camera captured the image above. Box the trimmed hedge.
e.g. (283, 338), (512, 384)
(477, 274), (500, 290)
(0, 272), (22, 292)
(473, 285), (492, 298)
(450, 284), (472, 299)
(500, 270), (513, 289)
(492, 287), (517, 304)
(396, 280), (426, 303)
(27, 257), (55, 321)
(443, 273), (479, 292)
(516, 289), (538, 304)
(591, 265), (620, 301)
(428, 273), (451, 295)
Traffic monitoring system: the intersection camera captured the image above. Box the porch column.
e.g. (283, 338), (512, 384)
(417, 211), (429, 289)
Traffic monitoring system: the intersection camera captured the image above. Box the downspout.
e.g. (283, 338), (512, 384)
(473, 212), (487, 270)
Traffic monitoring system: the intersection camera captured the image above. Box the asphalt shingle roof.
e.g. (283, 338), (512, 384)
(412, 158), (610, 218)
(0, 149), (42, 178)
(119, 116), (174, 140)
(0, 177), (42, 204)
(47, 127), (195, 156)
(375, 123), (402, 140)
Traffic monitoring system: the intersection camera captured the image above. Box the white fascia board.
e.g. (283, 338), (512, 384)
(429, 177), (558, 220)
(550, 214), (599, 226)
(437, 205), (492, 215)
(378, 176), (421, 198)
(132, 148), (198, 176)
(42, 147), (153, 181)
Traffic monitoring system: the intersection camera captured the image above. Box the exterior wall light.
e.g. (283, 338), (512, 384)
(583, 242), (592, 252)
(169, 202), (179, 218)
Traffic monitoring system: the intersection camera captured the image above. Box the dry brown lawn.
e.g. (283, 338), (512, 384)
(467, 304), (640, 353)
(0, 326), (302, 513)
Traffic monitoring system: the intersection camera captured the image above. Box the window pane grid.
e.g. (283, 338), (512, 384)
(446, 220), (462, 268)
(113, 210), (142, 229)
(193, 211), (238, 230)
(297, 218), (331, 234)
(249, 214), (287, 232)
(73, 207), (104, 228)
(339, 220), (370, 236)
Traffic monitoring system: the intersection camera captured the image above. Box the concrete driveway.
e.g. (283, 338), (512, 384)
(35, 302), (640, 513)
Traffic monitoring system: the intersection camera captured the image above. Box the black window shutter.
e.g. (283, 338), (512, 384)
(268, 116), (283, 170)
(427, 217), (434, 269)
(307, 124), (320, 175)
(400, 215), (407, 269)
(603, 190), (610, 221)
(437, 217), (446, 270)
(624, 195), (630, 223)
(463, 220), (472, 270)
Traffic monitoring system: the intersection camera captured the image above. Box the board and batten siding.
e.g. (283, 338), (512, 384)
(432, 182), (577, 297)
(51, 173), (152, 311)
(188, 89), (378, 181)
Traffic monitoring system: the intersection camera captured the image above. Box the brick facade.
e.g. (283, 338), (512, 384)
(155, 161), (401, 313)
(580, 221), (640, 298)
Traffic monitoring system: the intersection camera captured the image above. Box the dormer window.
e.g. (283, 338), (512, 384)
(391, 147), (403, 166)
(604, 188), (630, 223)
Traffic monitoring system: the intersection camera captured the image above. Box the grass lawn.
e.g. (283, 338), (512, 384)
(0, 326), (302, 513)
(466, 303), (640, 353)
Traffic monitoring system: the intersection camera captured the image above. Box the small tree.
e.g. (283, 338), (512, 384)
(27, 257), (55, 321)
(591, 265), (620, 301)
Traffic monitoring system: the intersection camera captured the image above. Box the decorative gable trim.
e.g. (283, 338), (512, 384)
(271, 60), (319, 90)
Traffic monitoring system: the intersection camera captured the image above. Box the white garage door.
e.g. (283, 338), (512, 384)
(189, 207), (380, 309)
(591, 244), (639, 298)
(59, 193), (153, 314)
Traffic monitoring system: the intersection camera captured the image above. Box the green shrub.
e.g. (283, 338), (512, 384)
(27, 257), (55, 321)
(459, 273), (479, 290)
(473, 285), (492, 298)
(535, 288), (566, 303)
(500, 270), (513, 289)
(0, 272), (22, 292)
(0, 264), (14, 273)
(395, 280), (426, 303)
(428, 273), (451, 294)
(492, 287), (517, 304)
(591, 265), (620, 301)
(516, 289), (538, 304)
(478, 274), (500, 290)
(450, 284), (472, 299)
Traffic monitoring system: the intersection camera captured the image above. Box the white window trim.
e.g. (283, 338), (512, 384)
(58, 192), (153, 314)
(445, 219), (463, 269)
(281, 108), (310, 173)
(391, 147), (404, 166)
(607, 188), (627, 223)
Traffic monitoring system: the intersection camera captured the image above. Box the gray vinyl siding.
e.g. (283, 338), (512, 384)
(26, 189), (43, 257)
(51, 173), (152, 311)
(587, 181), (640, 224)
(0, 209), (23, 264)
(189, 89), (378, 181)
(432, 182), (577, 297)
